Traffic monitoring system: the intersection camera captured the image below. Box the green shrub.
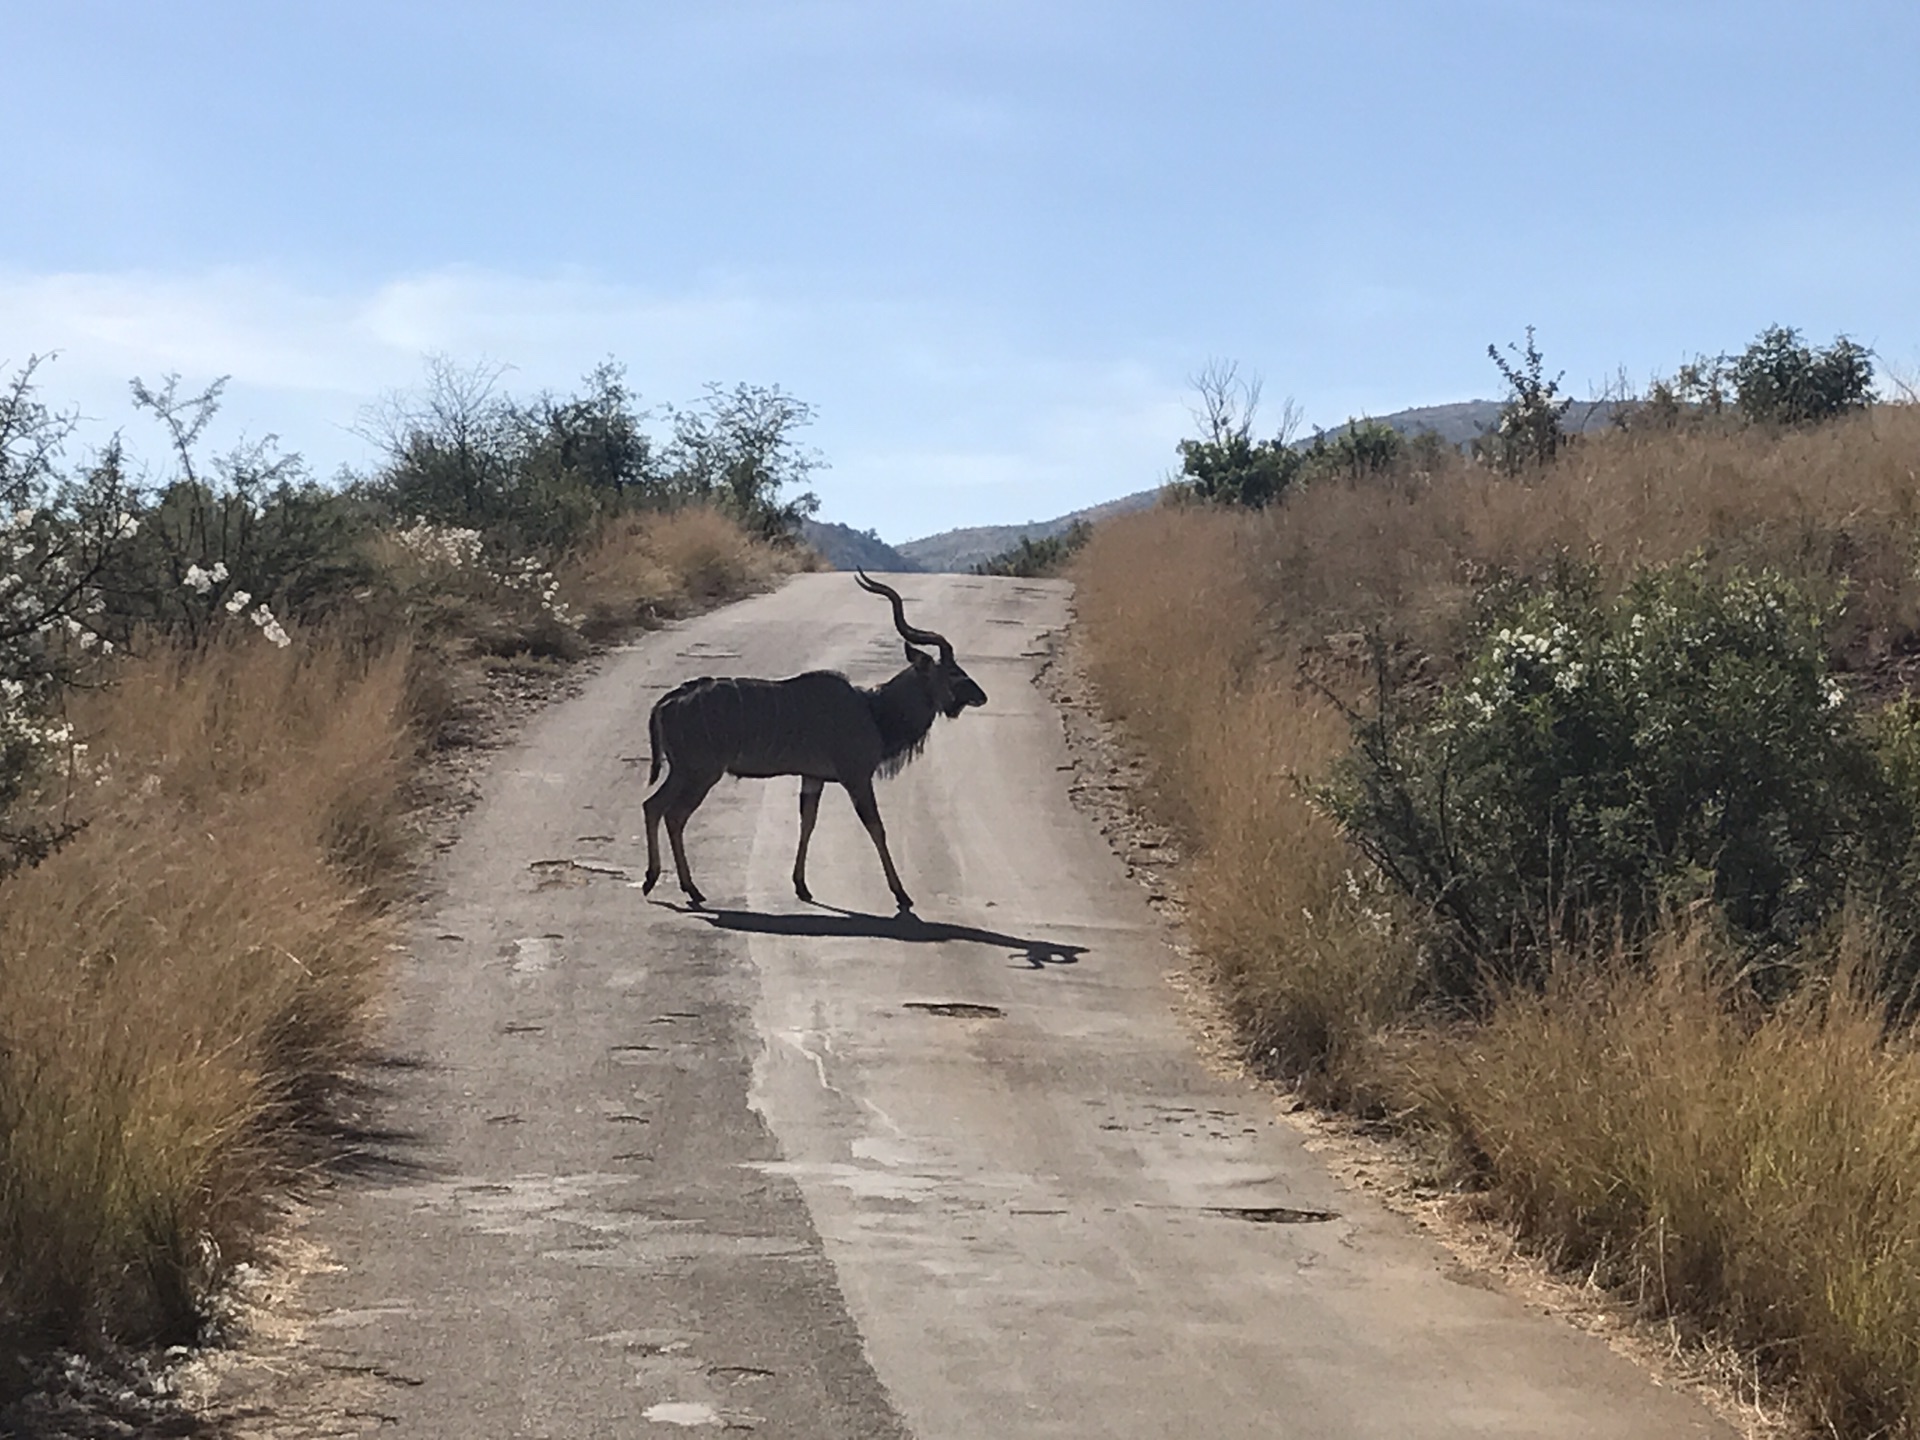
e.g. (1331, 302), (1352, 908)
(1176, 430), (1304, 509)
(1732, 324), (1875, 427)
(360, 361), (821, 551)
(358, 357), (609, 551)
(1633, 327), (1874, 432)
(1300, 419), (1404, 484)
(973, 520), (1093, 577)
(1327, 561), (1906, 999)
(1482, 328), (1573, 473)
(1172, 360), (1305, 509)
(658, 382), (822, 542)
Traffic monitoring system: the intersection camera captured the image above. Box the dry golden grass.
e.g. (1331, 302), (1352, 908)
(0, 636), (411, 1347)
(1406, 928), (1920, 1437)
(1251, 406), (1920, 667)
(1073, 408), (1920, 1433)
(1075, 511), (1416, 1102)
(559, 505), (796, 640)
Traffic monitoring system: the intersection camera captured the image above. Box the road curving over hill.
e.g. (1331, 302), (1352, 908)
(298, 573), (1732, 1438)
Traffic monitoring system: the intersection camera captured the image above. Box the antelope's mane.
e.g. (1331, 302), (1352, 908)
(866, 667), (938, 778)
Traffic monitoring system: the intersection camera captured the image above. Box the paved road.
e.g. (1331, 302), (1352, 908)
(301, 573), (1731, 1438)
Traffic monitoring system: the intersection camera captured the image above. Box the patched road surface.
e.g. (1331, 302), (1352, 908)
(298, 574), (1732, 1438)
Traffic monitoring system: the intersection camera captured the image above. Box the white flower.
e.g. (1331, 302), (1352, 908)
(224, 590), (252, 615)
(395, 520), (484, 569)
(250, 604), (291, 647)
(184, 564), (215, 594)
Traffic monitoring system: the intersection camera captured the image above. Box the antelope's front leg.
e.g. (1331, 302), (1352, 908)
(793, 777), (825, 902)
(665, 807), (705, 909)
(846, 778), (913, 912)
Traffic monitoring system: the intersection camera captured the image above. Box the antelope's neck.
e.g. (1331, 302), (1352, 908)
(867, 670), (937, 763)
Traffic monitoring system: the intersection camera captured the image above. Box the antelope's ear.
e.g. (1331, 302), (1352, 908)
(905, 643), (935, 672)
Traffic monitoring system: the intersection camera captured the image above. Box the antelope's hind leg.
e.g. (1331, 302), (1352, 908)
(641, 780), (668, 895)
(645, 766), (717, 907)
(793, 777), (825, 902)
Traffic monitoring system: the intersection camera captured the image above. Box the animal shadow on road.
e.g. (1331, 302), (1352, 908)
(697, 905), (1086, 970)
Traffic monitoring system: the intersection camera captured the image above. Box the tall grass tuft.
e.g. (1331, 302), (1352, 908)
(0, 635), (411, 1347)
(1407, 926), (1920, 1436)
(1075, 510), (1417, 1101)
(559, 505), (799, 641)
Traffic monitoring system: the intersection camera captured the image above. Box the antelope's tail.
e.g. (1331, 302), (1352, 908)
(647, 701), (665, 785)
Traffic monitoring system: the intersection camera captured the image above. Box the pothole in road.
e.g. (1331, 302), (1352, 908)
(709, 1364), (775, 1382)
(528, 857), (631, 881)
(903, 1001), (1005, 1019)
(641, 1400), (722, 1427)
(1208, 1205), (1341, 1224)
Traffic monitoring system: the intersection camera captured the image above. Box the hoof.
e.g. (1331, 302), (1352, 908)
(641, 872), (659, 895)
(795, 882), (813, 903)
(685, 888), (706, 909)
(894, 894), (915, 914)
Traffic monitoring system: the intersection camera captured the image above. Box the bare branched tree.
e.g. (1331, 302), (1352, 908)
(1175, 360), (1305, 508)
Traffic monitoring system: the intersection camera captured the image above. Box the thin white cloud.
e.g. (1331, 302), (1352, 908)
(0, 265), (791, 395)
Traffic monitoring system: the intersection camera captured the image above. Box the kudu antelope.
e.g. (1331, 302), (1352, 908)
(641, 571), (987, 911)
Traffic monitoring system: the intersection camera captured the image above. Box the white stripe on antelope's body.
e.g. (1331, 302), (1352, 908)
(641, 572), (987, 912)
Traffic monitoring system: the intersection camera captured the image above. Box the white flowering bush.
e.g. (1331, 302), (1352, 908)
(94, 376), (376, 646)
(1329, 561), (1905, 998)
(391, 519), (485, 572)
(0, 674), (77, 826)
(379, 518), (580, 654)
(390, 519), (570, 617)
(163, 558), (290, 648)
(1, 361), (140, 869)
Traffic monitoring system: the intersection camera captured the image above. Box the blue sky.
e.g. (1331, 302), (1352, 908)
(4, 2), (1916, 541)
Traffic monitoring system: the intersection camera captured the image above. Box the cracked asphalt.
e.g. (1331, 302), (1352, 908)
(292, 573), (1732, 1438)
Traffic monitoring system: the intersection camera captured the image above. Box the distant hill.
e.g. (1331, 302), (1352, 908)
(799, 519), (920, 572)
(813, 397), (1624, 576)
(1309, 398), (1622, 448)
(896, 488), (1160, 574)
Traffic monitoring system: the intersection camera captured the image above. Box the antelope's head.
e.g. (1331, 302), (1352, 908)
(857, 570), (988, 718)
